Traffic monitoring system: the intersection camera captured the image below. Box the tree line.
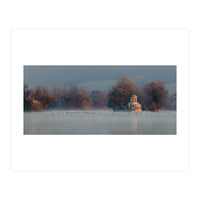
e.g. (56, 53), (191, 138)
(24, 77), (176, 112)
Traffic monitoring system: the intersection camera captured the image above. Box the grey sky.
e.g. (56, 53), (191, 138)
(24, 65), (176, 93)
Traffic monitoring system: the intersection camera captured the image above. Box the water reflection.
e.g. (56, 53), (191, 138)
(132, 119), (137, 134)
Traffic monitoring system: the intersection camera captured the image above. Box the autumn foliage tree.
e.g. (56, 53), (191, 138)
(31, 99), (43, 111)
(107, 77), (139, 110)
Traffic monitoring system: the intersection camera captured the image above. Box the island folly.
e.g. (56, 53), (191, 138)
(127, 95), (142, 112)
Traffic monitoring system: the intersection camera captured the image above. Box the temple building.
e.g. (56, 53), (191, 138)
(127, 95), (142, 112)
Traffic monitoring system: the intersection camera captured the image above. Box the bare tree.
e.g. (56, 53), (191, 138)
(24, 84), (32, 111)
(108, 77), (139, 110)
(31, 85), (56, 110)
(164, 92), (176, 110)
(143, 80), (168, 111)
(67, 84), (92, 109)
(90, 90), (109, 108)
(50, 85), (66, 109)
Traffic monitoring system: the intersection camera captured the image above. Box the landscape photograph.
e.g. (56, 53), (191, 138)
(24, 65), (176, 135)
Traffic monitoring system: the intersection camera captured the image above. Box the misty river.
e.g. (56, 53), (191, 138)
(24, 110), (176, 135)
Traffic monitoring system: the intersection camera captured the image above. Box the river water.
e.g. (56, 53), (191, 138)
(24, 110), (176, 135)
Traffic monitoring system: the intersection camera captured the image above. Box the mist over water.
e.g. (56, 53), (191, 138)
(24, 111), (176, 135)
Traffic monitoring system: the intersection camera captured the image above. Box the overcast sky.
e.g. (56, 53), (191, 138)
(24, 65), (176, 92)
